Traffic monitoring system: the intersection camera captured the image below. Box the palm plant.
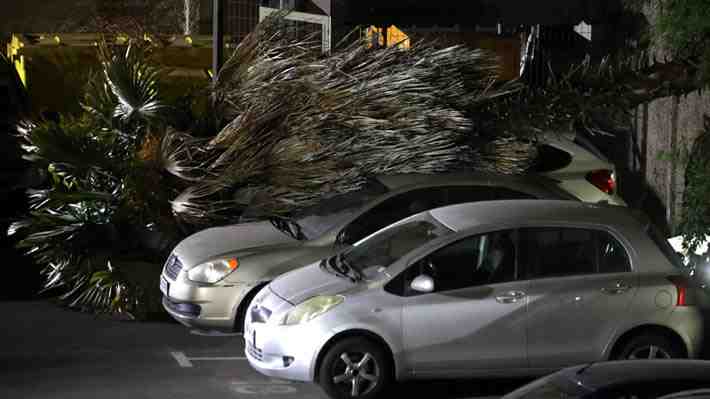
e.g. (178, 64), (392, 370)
(8, 43), (187, 318)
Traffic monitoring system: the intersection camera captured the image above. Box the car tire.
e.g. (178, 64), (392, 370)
(318, 337), (390, 399)
(615, 333), (685, 360)
(234, 283), (268, 332)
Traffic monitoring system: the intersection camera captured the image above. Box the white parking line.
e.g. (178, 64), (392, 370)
(232, 379), (292, 385)
(231, 380), (297, 395)
(171, 351), (247, 367)
(190, 356), (248, 361)
(189, 329), (243, 337)
(171, 351), (194, 367)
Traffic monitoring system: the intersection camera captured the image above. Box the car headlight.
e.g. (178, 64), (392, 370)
(187, 258), (239, 284)
(279, 295), (344, 326)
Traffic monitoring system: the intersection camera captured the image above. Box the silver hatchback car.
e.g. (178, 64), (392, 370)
(244, 200), (707, 399)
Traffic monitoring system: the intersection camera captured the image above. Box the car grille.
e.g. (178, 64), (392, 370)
(247, 342), (263, 361)
(164, 254), (183, 280)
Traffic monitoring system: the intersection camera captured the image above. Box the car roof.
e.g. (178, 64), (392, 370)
(428, 200), (639, 232)
(659, 389), (710, 399)
(562, 360), (710, 389)
(374, 172), (574, 199)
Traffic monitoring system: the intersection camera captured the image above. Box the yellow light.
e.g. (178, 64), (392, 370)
(366, 25), (410, 49)
(7, 35), (27, 87)
(53, 35), (61, 44)
(185, 36), (193, 45)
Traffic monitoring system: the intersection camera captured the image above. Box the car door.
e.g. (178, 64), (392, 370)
(522, 227), (638, 369)
(396, 229), (529, 376)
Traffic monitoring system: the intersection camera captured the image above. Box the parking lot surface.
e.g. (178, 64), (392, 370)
(0, 301), (527, 399)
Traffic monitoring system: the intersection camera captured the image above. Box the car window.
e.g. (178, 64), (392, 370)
(295, 179), (389, 239)
(343, 220), (451, 276)
(341, 185), (538, 245)
(389, 229), (517, 296)
(531, 144), (573, 173)
(340, 187), (449, 245)
(521, 228), (631, 279)
(598, 231), (632, 274)
(646, 224), (686, 271)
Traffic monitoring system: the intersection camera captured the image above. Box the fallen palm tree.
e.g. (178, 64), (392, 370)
(164, 17), (525, 224)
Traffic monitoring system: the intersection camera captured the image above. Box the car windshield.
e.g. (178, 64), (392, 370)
(510, 382), (585, 399)
(341, 218), (452, 277)
(294, 180), (389, 240)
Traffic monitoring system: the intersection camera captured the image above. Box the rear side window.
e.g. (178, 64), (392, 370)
(646, 224), (685, 270)
(598, 232), (632, 274)
(531, 144), (573, 173)
(521, 227), (631, 279)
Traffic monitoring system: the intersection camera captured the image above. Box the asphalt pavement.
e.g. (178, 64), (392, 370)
(0, 301), (529, 399)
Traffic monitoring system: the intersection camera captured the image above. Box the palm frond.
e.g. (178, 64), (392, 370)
(98, 42), (164, 123)
(82, 69), (118, 125)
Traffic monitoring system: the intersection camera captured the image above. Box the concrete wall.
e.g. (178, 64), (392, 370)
(631, 2), (710, 234)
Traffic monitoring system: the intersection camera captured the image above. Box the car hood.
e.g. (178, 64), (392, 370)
(269, 262), (358, 305)
(171, 221), (298, 268)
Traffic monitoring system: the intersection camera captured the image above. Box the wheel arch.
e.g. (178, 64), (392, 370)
(233, 281), (270, 331)
(313, 329), (400, 383)
(607, 324), (689, 359)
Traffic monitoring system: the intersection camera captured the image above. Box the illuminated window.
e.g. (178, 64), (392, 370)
(366, 25), (410, 49)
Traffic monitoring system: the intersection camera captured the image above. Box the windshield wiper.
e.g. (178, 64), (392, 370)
(320, 256), (355, 282)
(338, 253), (364, 282)
(270, 217), (307, 241)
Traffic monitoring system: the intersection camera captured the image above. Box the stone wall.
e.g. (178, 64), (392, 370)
(632, 1), (710, 234)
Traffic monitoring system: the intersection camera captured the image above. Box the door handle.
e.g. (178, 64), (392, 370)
(601, 281), (631, 295)
(496, 290), (527, 304)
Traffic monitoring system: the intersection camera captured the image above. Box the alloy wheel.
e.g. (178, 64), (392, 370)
(331, 351), (380, 397)
(627, 345), (671, 360)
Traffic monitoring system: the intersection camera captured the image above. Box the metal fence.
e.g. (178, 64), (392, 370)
(520, 25), (590, 88)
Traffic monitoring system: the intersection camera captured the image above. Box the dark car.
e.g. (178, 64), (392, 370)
(504, 360), (710, 399)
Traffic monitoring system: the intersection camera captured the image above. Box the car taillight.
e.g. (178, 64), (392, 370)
(667, 276), (691, 306)
(586, 169), (616, 195)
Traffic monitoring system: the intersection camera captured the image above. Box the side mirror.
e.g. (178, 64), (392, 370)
(410, 275), (435, 293)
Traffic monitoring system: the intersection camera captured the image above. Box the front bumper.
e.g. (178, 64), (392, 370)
(160, 273), (251, 331)
(244, 290), (332, 382)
